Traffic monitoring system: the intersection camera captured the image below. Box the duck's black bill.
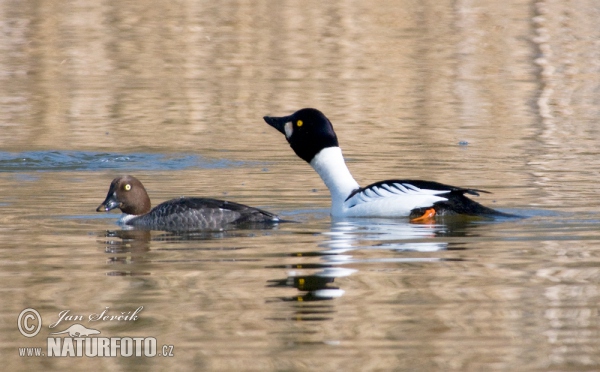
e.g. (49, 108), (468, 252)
(263, 115), (290, 135)
(96, 193), (120, 212)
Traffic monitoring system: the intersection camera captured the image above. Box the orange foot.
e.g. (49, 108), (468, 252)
(410, 208), (436, 223)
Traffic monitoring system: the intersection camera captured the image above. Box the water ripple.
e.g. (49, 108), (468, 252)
(0, 151), (249, 172)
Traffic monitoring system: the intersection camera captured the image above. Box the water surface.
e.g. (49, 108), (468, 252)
(2, 0), (600, 371)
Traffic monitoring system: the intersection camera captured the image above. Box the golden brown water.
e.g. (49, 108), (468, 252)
(2, 0), (600, 370)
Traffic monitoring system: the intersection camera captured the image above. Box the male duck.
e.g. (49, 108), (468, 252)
(264, 108), (511, 221)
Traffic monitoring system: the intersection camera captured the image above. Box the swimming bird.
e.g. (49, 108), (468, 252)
(264, 108), (510, 221)
(96, 175), (280, 231)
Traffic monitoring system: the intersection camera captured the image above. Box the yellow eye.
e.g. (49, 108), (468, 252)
(124, 184), (131, 191)
(297, 120), (303, 127)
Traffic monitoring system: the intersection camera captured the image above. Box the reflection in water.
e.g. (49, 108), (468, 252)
(98, 228), (274, 276)
(269, 268), (354, 302)
(265, 219), (471, 322)
(322, 219), (449, 253)
(267, 268), (355, 322)
(1, 0), (599, 369)
(100, 229), (153, 276)
(102, 229), (153, 253)
(100, 228), (237, 255)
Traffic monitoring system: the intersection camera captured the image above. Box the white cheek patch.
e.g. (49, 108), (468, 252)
(284, 122), (293, 138)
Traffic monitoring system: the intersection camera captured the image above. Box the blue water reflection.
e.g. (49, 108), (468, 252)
(0, 150), (251, 172)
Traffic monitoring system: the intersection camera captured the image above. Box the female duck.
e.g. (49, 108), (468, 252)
(96, 175), (279, 231)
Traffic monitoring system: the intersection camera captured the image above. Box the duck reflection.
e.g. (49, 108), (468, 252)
(266, 218), (471, 314)
(101, 229), (153, 254)
(267, 268), (356, 321)
(99, 228), (252, 252)
(97, 227), (272, 276)
(322, 218), (455, 254)
(268, 267), (356, 302)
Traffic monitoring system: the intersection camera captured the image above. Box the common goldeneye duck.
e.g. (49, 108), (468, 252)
(96, 175), (280, 231)
(264, 108), (512, 221)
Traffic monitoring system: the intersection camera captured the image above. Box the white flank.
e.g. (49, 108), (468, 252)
(344, 182), (449, 217)
(118, 214), (137, 224)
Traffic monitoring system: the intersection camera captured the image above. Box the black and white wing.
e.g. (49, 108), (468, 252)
(343, 179), (503, 217)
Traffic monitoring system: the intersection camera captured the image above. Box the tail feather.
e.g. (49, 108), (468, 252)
(410, 192), (513, 219)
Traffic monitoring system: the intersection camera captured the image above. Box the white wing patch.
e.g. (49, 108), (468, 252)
(345, 182), (451, 208)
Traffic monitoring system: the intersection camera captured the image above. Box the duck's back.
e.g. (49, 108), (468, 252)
(127, 197), (279, 231)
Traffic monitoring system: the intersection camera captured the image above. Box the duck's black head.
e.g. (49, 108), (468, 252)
(263, 108), (339, 163)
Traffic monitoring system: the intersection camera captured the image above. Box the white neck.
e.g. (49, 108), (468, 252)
(309, 147), (360, 215)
